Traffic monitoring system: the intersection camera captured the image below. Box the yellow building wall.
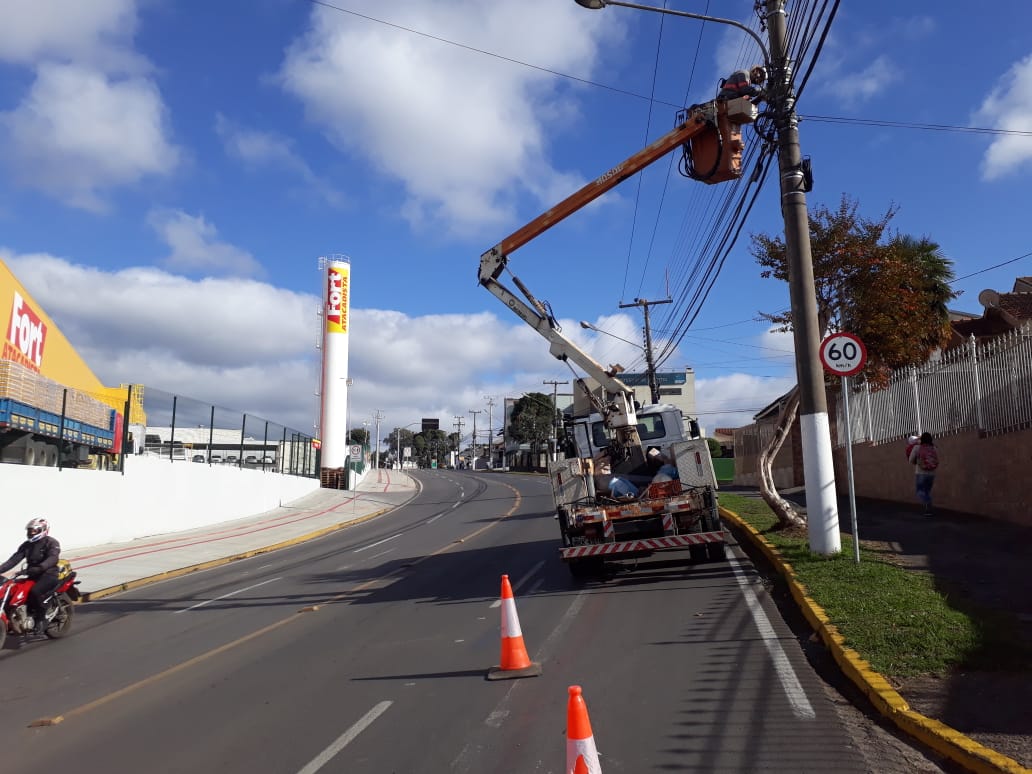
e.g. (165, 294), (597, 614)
(0, 258), (133, 414)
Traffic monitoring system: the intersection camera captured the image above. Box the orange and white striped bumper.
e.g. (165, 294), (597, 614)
(560, 530), (727, 560)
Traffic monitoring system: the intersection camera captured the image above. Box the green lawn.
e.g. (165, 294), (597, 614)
(711, 457), (734, 482)
(718, 492), (1030, 678)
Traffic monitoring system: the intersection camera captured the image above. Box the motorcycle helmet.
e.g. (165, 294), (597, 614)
(26, 517), (49, 542)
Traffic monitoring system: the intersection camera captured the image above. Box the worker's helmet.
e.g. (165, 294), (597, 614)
(750, 65), (767, 84)
(26, 517), (49, 543)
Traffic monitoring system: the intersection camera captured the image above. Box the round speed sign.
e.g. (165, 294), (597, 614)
(819, 332), (867, 377)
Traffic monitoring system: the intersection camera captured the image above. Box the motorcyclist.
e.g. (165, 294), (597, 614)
(0, 518), (61, 635)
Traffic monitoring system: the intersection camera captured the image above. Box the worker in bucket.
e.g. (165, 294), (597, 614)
(718, 65), (767, 102)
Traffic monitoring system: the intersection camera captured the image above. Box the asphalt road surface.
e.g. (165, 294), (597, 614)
(0, 471), (943, 772)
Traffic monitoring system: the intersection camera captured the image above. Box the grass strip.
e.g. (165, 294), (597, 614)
(718, 492), (1029, 679)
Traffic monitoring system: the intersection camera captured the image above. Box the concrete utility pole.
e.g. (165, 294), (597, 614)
(453, 416), (465, 467)
(468, 410), (482, 468)
(484, 396), (495, 469)
(620, 297), (671, 405)
(373, 409), (384, 471)
(543, 379), (568, 461)
(764, 0), (840, 554)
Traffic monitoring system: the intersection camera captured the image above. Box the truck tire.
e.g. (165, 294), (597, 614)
(567, 557), (604, 578)
(42, 444), (58, 467)
(689, 544), (708, 563)
(706, 542), (727, 561)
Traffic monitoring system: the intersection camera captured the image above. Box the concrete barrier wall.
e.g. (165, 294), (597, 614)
(0, 456), (322, 551)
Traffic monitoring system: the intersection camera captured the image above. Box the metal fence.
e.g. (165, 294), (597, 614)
(133, 385), (319, 478)
(836, 322), (1032, 446)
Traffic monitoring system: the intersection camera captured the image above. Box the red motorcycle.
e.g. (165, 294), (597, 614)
(0, 564), (80, 648)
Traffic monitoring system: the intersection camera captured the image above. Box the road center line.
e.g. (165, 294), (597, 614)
(296, 701), (393, 774)
(175, 577), (281, 614)
(726, 550), (816, 719)
(354, 533), (402, 552)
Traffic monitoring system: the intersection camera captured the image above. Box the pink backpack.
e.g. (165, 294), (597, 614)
(916, 445), (939, 472)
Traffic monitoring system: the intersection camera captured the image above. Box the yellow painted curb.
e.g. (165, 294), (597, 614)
(719, 505), (1032, 774)
(80, 508), (390, 602)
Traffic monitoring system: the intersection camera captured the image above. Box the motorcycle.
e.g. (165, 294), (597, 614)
(0, 561), (80, 648)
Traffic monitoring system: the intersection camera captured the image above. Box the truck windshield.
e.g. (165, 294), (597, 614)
(636, 414), (667, 440)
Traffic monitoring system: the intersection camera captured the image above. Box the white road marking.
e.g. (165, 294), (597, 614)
(365, 548), (396, 561)
(175, 577), (281, 614)
(488, 561), (545, 608)
(726, 550), (816, 719)
(454, 588), (588, 771)
(296, 701), (393, 774)
(354, 533), (402, 552)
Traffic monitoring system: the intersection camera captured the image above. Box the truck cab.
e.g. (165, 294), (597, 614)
(565, 404), (697, 462)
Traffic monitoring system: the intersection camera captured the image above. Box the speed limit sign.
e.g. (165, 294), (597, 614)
(819, 332), (867, 377)
(349, 444), (362, 458)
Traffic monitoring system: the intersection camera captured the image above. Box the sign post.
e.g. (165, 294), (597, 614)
(819, 333), (868, 563)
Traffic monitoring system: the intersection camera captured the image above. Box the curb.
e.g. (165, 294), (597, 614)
(719, 506), (1031, 774)
(80, 508), (390, 602)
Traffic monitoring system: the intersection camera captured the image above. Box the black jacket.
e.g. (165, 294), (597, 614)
(0, 536), (61, 578)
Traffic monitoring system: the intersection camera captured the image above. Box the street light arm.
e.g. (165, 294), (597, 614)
(578, 0), (770, 67)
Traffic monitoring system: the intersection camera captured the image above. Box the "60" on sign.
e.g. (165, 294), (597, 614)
(819, 332), (867, 377)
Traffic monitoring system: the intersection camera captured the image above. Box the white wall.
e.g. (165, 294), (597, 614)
(0, 456), (321, 551)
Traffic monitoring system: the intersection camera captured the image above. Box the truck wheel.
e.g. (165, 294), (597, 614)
(42, 444), (58, 467)
(568, 557), (604, 578)
(23, 443), (38, 466)
(706, 542), (727, 561)
(689, 544), (708, 563)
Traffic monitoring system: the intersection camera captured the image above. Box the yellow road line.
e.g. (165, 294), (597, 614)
(34, 479), (524, 727)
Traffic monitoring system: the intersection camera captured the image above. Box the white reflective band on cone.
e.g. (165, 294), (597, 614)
(567, 738), (602, 774)
(501, 596), (523, 638)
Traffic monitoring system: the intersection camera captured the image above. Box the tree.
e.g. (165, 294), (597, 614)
(509, 392), (555, 455)
(705, 437), (722, 458)
(347, 428), (369, 447)
(751, 195), (957, 528)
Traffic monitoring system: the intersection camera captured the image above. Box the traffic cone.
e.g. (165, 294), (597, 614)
(486, 574), (542, 680)
(566, 685), (602, 773)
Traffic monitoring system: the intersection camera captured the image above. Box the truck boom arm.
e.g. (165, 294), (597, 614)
(478, 99), (756, 455)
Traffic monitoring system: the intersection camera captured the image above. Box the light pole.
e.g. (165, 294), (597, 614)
(395, 421), (421, 470)
(468, 410), (482, 469)
(580, 319), (657, 405)
(373, 410), (384, 470)
(573, 0), (840, 555)
(484, 396), (495, 469)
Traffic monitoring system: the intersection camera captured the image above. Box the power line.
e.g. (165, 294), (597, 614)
(953, 250), (1032, 282)
(799, 115), (1032, 138)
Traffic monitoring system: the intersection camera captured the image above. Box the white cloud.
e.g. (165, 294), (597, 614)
(277, 0), (619, 236)
(147, 209), (265, 277)
(0, 63), (180, 211)
(4, 249), (761, 440)
(696, 372), (795, 431)
(975, 52), (1032, 181)
(215, 114), (346, 208)
(0, 0), (142, 71)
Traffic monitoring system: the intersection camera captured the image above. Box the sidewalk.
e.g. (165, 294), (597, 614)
(723, 486), (1032, 773)
(64, 469), (419, 600)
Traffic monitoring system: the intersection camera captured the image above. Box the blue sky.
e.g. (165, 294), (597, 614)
(1, 0), (1030, 444)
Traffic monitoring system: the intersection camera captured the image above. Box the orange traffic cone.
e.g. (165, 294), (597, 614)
(566, 685), (602, 773)
(486, 574), (542, 680)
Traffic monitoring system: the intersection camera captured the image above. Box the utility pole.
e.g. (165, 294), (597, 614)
(468, 410), (481, 469)
(372, 409), (384, 471)
(764, 0), (840, 554)
(620, 297), (671, 405)
(483, 396), (495, 469)
(543, 379), (568, 461)
(453, 415), (465, 468)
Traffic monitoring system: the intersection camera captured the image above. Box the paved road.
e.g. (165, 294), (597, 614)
(1, 471), (888, 772)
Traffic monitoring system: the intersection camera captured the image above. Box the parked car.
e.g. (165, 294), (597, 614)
(192, 454), (205, 463)
(262, 456), (274, 464)
(244, 455), (258, 464)
(225, 455), (239, 464)
(210, 455), (222, 463)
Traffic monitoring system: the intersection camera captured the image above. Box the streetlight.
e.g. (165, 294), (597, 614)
(580, 319), (658, 403)
(573, 0), (841, 554)
(395, 421), (421, 470)
(483, 396), (496, 469)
